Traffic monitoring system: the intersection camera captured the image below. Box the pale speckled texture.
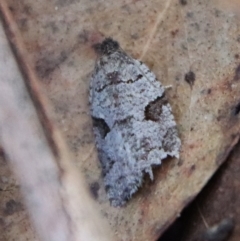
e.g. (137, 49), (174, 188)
(90, 39), (180, 206)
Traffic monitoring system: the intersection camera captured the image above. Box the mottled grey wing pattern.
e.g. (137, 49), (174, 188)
(89, 38), (181, 207)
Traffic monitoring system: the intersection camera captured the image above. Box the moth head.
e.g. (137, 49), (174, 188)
(93, 38), (119, 55)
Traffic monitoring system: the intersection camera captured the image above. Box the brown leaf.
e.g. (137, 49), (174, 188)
(0, 7), (113, 241)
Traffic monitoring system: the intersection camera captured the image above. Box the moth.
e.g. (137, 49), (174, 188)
(89, 38), (181, 207)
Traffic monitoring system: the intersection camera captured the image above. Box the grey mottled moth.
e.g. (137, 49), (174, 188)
(89, 38), (181, 207)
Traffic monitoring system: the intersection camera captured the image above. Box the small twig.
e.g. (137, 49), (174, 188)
(197, 203), (209, 229)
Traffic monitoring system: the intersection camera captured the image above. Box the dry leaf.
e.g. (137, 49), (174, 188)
(0, 15), (112, 241)
(176, 139), (240, 241)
